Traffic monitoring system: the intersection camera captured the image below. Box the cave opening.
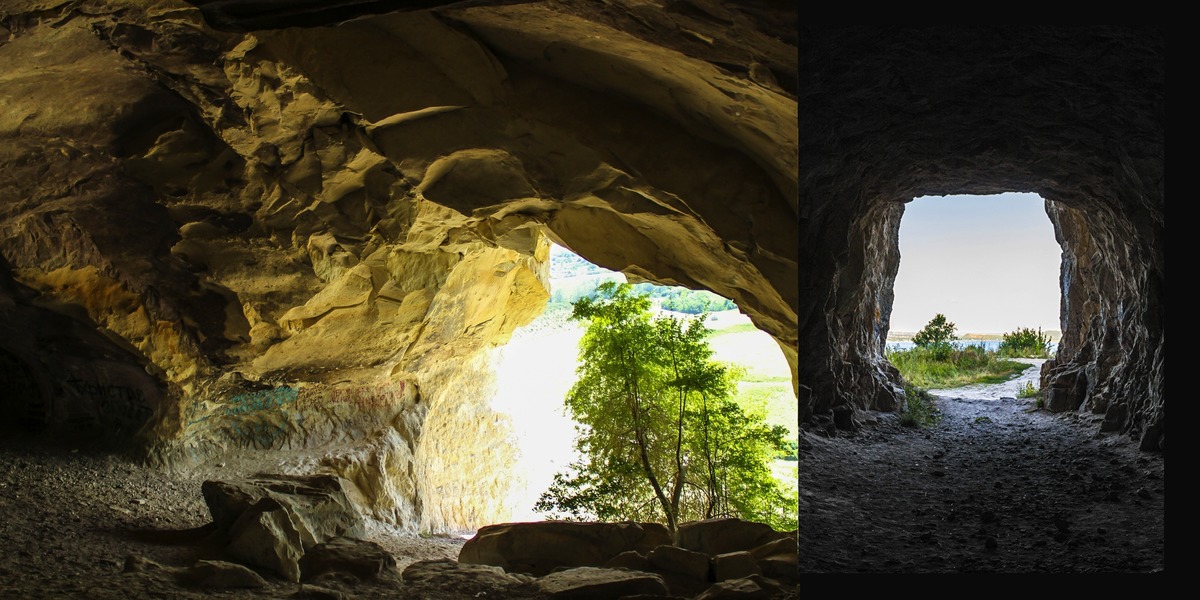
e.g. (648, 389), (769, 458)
(888, 191), (1062, 349)
(490, 242), (798, 525)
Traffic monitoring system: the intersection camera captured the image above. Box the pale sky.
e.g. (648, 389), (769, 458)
(889, 192), (1063, 335)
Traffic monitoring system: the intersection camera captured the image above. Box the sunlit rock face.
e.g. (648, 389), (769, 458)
(799, 27), (1164, 450)
(0, 0), (799, 531)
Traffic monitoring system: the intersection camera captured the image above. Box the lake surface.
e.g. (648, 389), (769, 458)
(886, 340), (1059, 353)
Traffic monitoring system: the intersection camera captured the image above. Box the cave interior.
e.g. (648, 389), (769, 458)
(0, 3), (1163, 591)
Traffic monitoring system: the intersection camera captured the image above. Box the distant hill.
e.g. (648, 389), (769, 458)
(888, 330), (1063, 342)
(549, 244), (610, 279)
(548, 245), (736, 314)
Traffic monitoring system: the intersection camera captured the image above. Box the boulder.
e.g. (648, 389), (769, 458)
(695, 575), (787, 600)
(176, 560), (269, 589)
(298, 537), (399, 582)
(401, 559), (528, 596)
(711, 551), (760, 582)
(535, 567), (669, 599)
(647, 544), (711, 581)
(757, 555), (798, 583)
(201, 474), (366, 581)
(226, 498), (308, 581)
(202, 474), (365, 541)
(121, 555), (269, 590)
(459, 521), (671, 576)
(292, 584), (350, 600)
(748, 537), (796, 560)
(675, 519), (792, 556)
(604, 550), (650, 571)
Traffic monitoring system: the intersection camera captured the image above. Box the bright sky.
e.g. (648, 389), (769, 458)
(889, 192), (1062, 335)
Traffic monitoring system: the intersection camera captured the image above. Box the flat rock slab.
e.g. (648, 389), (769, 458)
(695, 575), (787, 600)
(647, 544), (711, 581)
(459, 521), (671, 576)
(535, 567), (668, 599)
(202, 474), (365, 581)
(402, 558), (530, 596)
(712, 551), (760, 582)
(176, 560), (268, 589)
(675, 518), (793, 556)
(299, 537), (399, 582)
(202, 474), (365, 538)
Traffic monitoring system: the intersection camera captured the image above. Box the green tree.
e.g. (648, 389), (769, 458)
(535, 282), (796, 533)
(913, 313), (957, 359)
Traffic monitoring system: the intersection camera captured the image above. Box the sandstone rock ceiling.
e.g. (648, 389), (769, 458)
(798, 26), (1164, 451)
(0, 0), (798, 532)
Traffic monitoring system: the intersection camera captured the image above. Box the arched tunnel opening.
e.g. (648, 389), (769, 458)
(883, 192), (1063, 400)
(797, 26), (1163, 577)
(492, 242), (798, 524)
(889, 192), (1062, 345)
(798, 183), (1165, 574)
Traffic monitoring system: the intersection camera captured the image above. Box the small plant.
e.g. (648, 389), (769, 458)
(998, 327), (1052, 358)
(913, 314), (957, 359)
(1017, 380), (1039, 398)
(973, 416), (993, 425)
(900, 383), (940, 428)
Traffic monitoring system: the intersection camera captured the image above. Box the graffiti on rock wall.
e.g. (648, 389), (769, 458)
(187, 386), (298, 426)
(223, 386), (299, 416)
(64, 378), (144, 403)
(0, 349), (45, 430)
(63, 376), (154, 434)
(294, 381), (407, 411)
(182, 386), (300, 449)
(188, 381), (410, 449)
(225, 416), (298, 450)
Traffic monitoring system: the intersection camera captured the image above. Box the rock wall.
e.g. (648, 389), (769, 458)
(0, 0), (799, 531)
(799, 26), (1164, 450)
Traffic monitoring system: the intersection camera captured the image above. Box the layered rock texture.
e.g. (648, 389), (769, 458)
(452, 518), (797, 597)
(799, 27), (1164, 451)
(0, 0), (799, 533)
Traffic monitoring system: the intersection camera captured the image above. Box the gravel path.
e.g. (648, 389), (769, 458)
(798, 361), (1165, 576)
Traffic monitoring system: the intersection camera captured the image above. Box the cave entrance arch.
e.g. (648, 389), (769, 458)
(889, 192), (1062, 351)
(798, 27), (1162, 450)
(490, 242), (798, 523)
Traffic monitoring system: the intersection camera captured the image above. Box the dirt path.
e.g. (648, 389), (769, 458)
(798, 361), (1165, 574)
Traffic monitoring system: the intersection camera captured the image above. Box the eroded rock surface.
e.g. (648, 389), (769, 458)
(0, 0), (798, 534)
(458, 518), (797, 597)
(202, 474), (365, 580)
(459, 520), (673, 577)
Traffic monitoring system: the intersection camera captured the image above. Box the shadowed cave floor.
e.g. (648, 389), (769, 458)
(798, 371), (1165, 577)
(0, 437), (468, 599)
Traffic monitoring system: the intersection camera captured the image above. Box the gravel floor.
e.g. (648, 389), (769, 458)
(0, 435), (464, 599)
(798, 362), (1166, 582)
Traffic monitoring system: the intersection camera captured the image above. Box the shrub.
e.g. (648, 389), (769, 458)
(886, 344), (1028, 389)
(998, 327), (1052, 358)
(899, 383), (939, 428)
(913, 314), (957, 359)
(1017, 380), (1039, 398)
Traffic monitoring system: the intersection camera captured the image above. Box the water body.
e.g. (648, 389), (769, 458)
(885, 340), (1058, 353)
